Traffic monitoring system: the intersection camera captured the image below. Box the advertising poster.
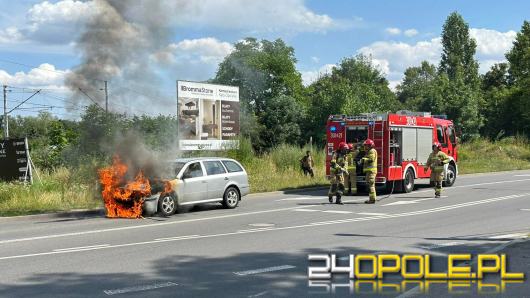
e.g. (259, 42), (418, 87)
(0, 138), (31, 182)
(177, 81), (240, 150)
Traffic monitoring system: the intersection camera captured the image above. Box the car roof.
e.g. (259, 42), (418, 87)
(171, 157), (236, 163)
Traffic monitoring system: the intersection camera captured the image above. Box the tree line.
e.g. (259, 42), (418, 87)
(1, 12), (529, 169)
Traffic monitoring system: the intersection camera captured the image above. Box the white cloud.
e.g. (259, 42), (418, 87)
(1, 0), (348, 48)
(25, 0), (95, 44)
(357, 27), (517, 89)
(470, 28), (517, 56)
(0, 27), (23, 44)
(0, 63), (69, 89)
(358, 37), (442, 75)
(311, 56), (320, 63)
(404, 29), (418, 37)
(152, 37), (234, 81)
(301, 63), (336, 86)
(385, 27), (401, 35)
(171, 0), (345, 33)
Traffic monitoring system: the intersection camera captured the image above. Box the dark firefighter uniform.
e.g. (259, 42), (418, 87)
(362, 143), (378, 203)
(425, 148), (450, 198)
(328, 159), (348, 204)
(345, 145), (358, 195)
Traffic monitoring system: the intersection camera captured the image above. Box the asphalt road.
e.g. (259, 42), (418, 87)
(0, 170), (529, 297)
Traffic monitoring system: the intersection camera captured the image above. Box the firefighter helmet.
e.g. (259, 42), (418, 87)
(433, 142), (442, 150)
(364, 139), (375, 148)
(338, 142), (348, 150)
(348, 143), (354, 150)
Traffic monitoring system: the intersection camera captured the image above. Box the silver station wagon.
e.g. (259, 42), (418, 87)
(144, 158), (250, 216)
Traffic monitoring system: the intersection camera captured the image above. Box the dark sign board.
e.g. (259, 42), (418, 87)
(0, 138), (31, 182)
(221, 100), (240, 140)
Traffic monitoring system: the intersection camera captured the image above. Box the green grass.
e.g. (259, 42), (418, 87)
(2, 137), (530, 216)
(458, 136), (530, 174)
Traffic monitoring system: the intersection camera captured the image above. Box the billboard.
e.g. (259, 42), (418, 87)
(177, 81), (240, 150)
(0, 138), (32, 182)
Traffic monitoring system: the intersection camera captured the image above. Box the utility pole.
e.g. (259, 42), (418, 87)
(3, 85), (8, 139)
(104, 80), (108, 113)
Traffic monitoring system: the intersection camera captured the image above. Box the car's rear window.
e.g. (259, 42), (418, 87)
(204, 161), (227, 175)
(222, 160), (243, 173)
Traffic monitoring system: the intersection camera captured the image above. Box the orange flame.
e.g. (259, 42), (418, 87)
(98, 156), (151, 218)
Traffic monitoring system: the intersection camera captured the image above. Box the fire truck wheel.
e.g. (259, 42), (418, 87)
(158, 194), (177, 216)
(443, 164), (457, 187)
(223, 186), (240, 209)
(402, 168), (415, 193)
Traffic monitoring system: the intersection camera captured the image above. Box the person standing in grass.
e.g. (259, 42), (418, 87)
(300, 151), (315, 178)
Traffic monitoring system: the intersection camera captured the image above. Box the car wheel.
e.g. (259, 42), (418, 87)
(222, 187), (240, 209)
(158, 194), (176, 216)
(402, 168), (415, 193)
(444, 164), (457, 187)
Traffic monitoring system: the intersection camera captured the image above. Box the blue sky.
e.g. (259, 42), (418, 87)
(0, 0), (528, 118)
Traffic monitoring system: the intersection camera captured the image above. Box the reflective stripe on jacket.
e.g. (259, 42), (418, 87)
(363, 148), (378, 174)
(427, 151), (449, 173)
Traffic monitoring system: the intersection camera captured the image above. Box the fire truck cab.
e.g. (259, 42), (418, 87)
(326, 111), (458, 193)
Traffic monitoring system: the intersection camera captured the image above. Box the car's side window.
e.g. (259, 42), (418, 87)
(183, 162), (204, 178)
(204, 161), (227, 175)
(222, 160), (243, 173)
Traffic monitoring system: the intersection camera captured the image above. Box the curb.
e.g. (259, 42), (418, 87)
(0, 208), (106, 222)
(0, 186), (330, 221)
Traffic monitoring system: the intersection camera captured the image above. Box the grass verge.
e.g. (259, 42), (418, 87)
(1, 137), (529, 216)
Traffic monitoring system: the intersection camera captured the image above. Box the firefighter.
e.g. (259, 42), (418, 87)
(424, 142), (450, 198)
(328, 159), (347, 204)
(362, 139), (377, 204)
(345, 143), (358, 195)
(300, 151), (315, 178)
(335, 142), (349, 168)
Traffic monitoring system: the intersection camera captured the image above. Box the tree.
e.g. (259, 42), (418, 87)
(506, 21), (530, 83)
(480, 63), (510, 138)
(396, 61), (437, 110)
(305, 55), (399, 144)
(213, 38), (305, 151)
(437, 12), (482, 138)
(503, 21), (530, 137)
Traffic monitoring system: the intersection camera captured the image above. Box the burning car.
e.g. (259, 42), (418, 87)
(99, 157), (249, 218)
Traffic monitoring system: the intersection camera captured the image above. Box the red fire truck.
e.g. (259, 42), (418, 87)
(326, 111), (458, 193)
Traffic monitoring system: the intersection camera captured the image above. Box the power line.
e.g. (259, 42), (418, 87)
(8, 89), (41, 114)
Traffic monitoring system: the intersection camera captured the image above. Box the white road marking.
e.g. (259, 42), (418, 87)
(521, 209), (530, 211)
(514, 174), (530, 177)
(382, 197), (441, 206)
(154, 235), (201, 241)
(103, 282), (178, 295)
(1, 192), (528, 261)
(53, 244), (110, 252)
(322, 210), (352, 214)
(2, 177), (529, 246)
(488, 233), (528, 239)
(233, 265), (296, 276)
(236, 227), (276, 233)
(419, 242), (464, 250)
(382, 201), (418, 206)
(0, 205), (319, 245)
(248, 223), (275, 227)
(276, 197), (323, 201)
(293, 209), (320, 212)
(248, 291), (268, 297)
(357, 212), (387, 216)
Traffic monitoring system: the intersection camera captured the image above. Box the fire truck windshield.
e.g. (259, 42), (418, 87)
(346, 126), (368, 144)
